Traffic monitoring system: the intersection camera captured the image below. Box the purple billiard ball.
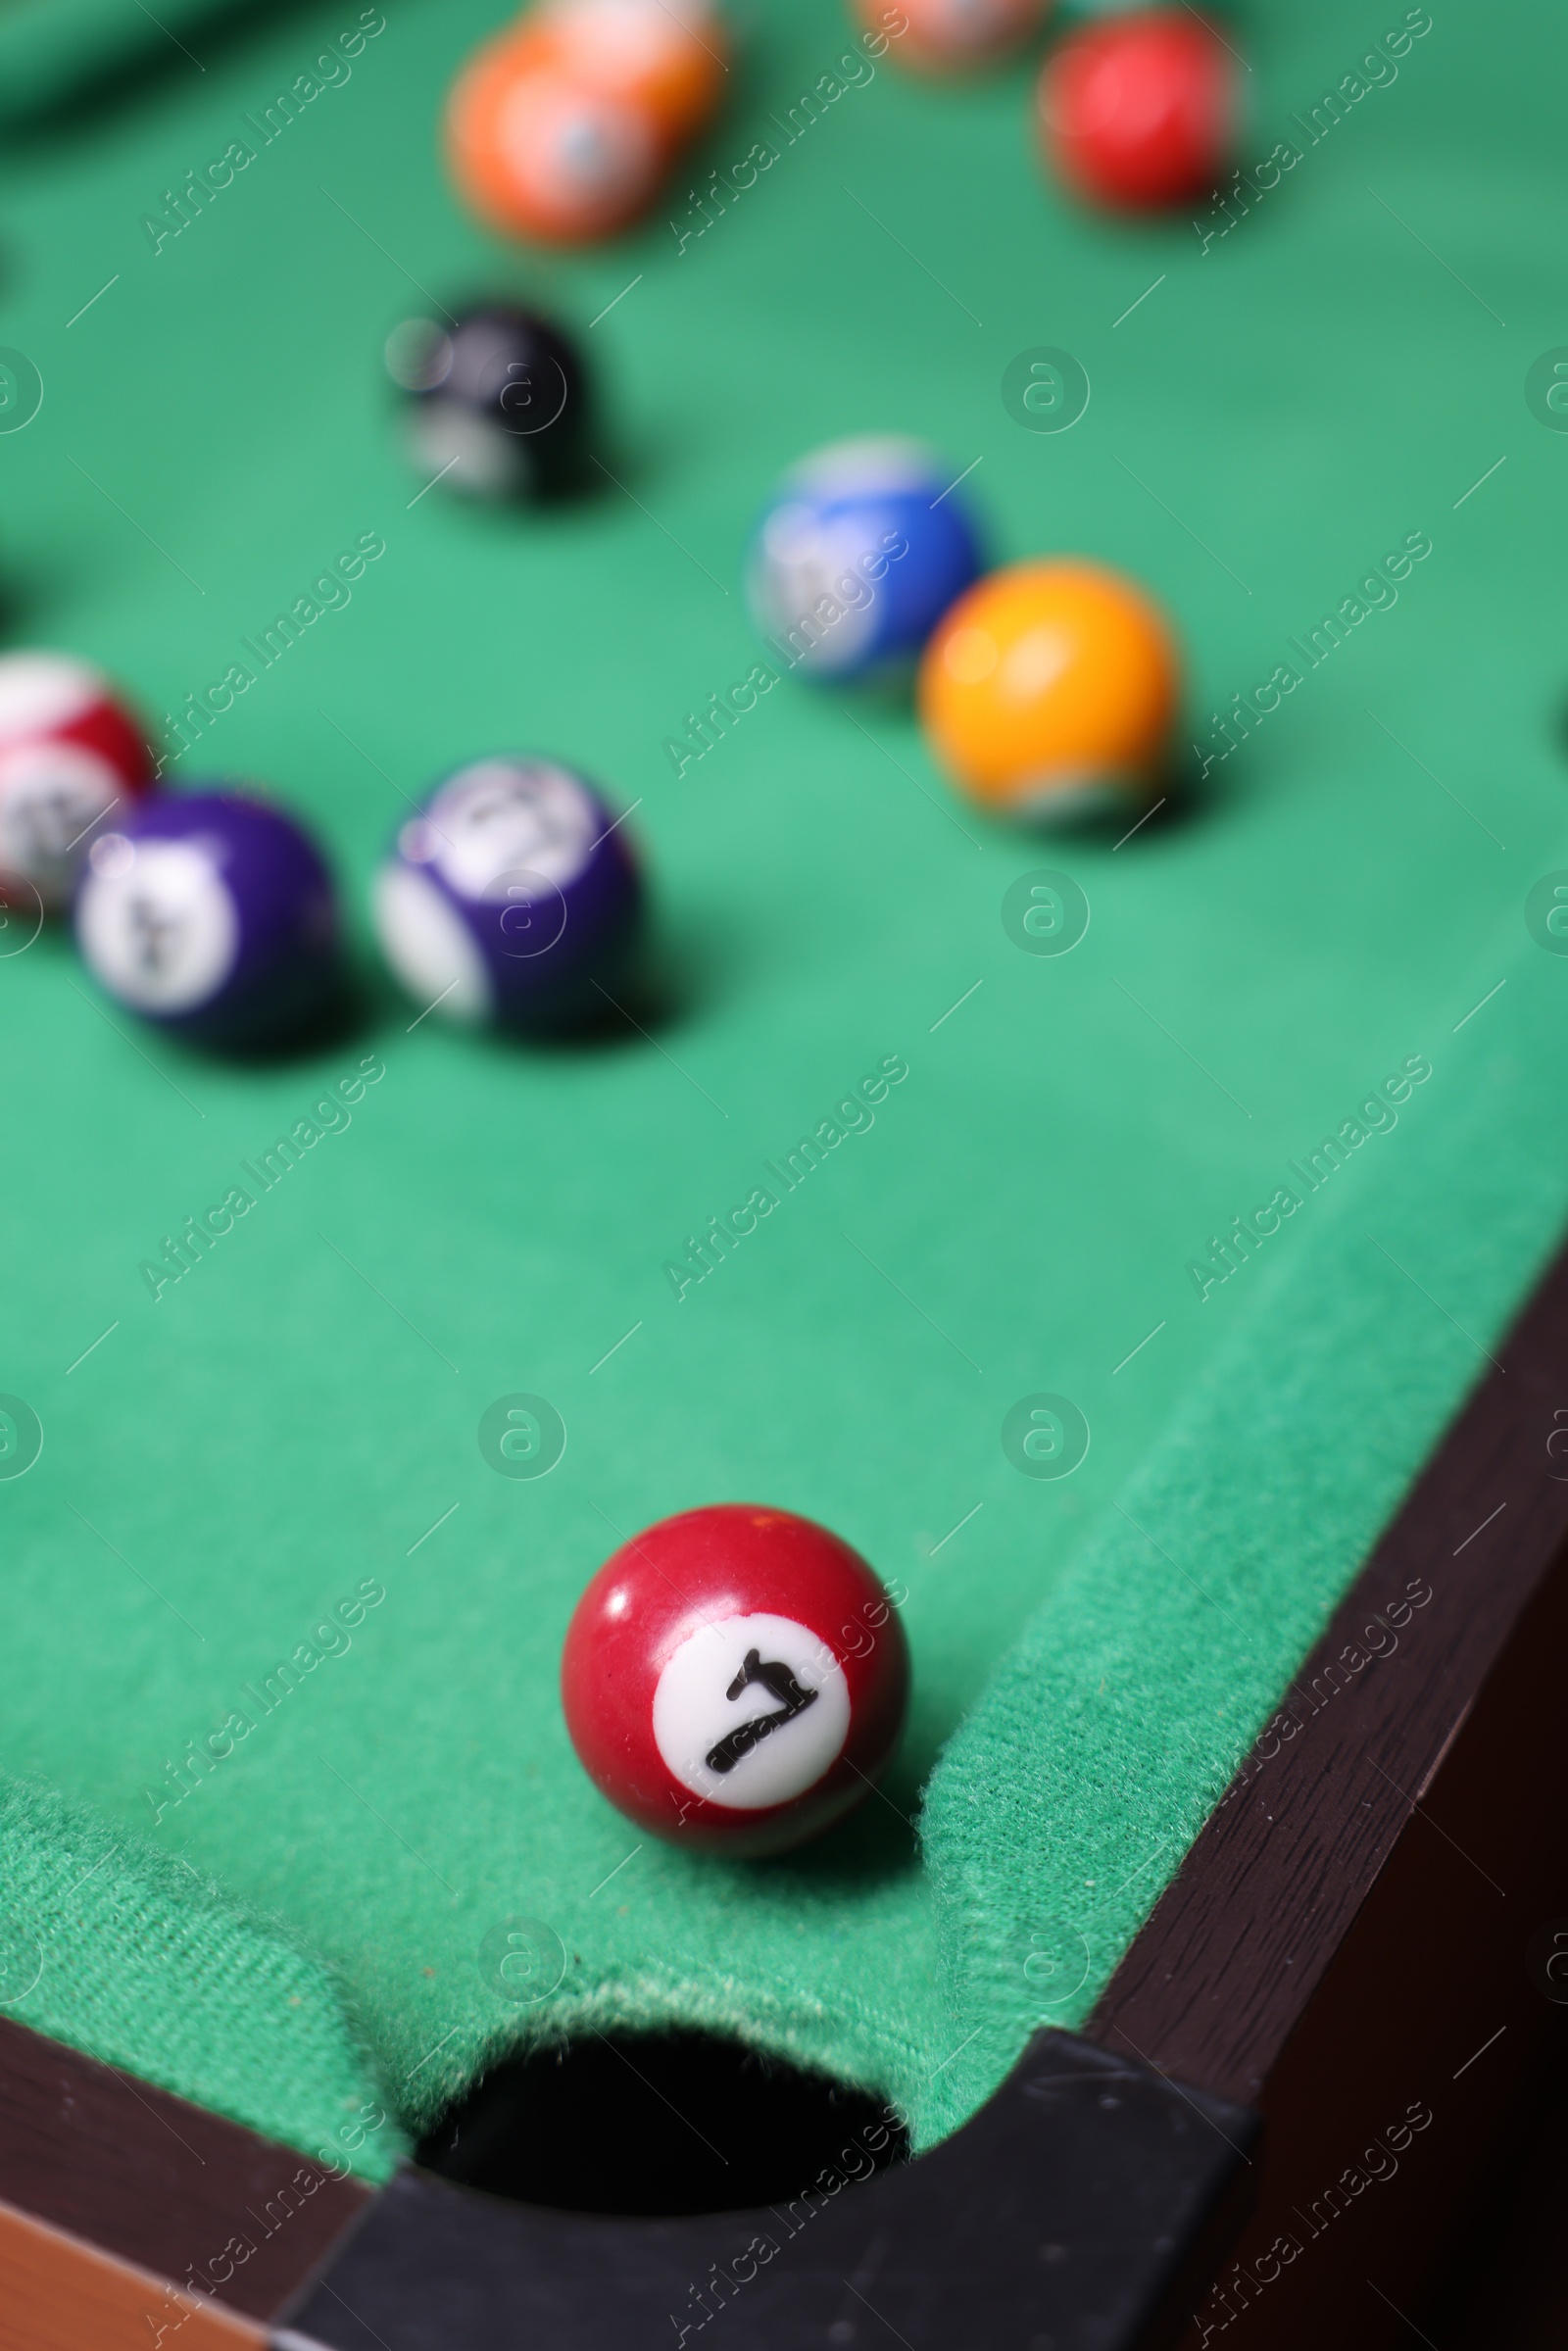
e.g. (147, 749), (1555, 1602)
(371, 756), (643, 1034)
(74, 790), (343, 1052)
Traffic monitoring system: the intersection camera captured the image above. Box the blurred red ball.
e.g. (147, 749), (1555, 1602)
(0, 652), (151, 909)
(562, 1502), (909, 1857)
(1040, 11), (1236, 211)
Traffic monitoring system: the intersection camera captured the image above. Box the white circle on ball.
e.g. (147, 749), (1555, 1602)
(77, 838), (237, 1012)
(373, 861), (492, 1022)
(751, 506), (882, 678)
(407, 402), (533, 500)
(0, 741), (121, 900)
(501, 79), (655, 210)
(407, 761), (597, 904)
(653, 1611), (851, 1811)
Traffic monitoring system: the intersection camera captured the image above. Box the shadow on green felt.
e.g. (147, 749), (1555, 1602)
(0, 0), (362, 148)
(0, 556), (79, 645)
(756, 1758), (925, 1892)
(356, 889), (748, 1055)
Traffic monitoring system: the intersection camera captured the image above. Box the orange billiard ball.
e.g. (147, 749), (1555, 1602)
(917, 560), (1179, 820)
(444, 1), (725, 246)
(445, 25), (664, 245)
(858, 0), (1052, 74)
(531, 0), (727, 147)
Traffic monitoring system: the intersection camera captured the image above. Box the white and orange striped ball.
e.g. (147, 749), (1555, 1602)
(0, 653), (152, 909)
(858, 0), (1052, 73)
(446, 25), (665, 243)
(531, 0), (727, 145)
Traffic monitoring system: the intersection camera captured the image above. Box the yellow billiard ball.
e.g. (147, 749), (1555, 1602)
(917, 560), (1179, 821)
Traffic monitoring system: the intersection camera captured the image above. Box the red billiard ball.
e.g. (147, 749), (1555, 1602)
(561, 1504), (909, 1857)
(0, 652), (152, 910)
(1040, 10), (1236, 212)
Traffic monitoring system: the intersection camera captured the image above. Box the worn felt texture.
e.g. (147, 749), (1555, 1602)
(0, 0), (1563, 2176)
(0, 1776), (402, 2175)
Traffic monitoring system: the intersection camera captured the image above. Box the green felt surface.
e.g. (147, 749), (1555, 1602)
(0, 1779), (394, 2172)
(0, 0), (1564, 2174)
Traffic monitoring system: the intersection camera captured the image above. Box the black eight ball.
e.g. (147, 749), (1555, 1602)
(387, 303), (591, 503)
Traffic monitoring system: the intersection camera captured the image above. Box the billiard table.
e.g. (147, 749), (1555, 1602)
(1, 0), (1566, 2344)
